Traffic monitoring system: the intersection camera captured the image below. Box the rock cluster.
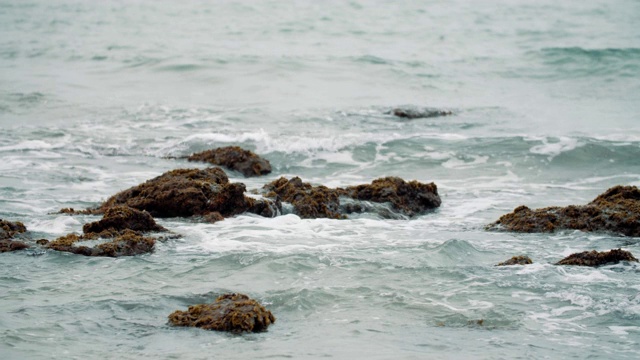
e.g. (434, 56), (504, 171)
(168, 293), (276, 333)
(556, 249), (638, 267)
(262, 176), (441, 219)
(0, 219), (29, 253)
(487, 185), (640, 236)
(187, 146), (272, 177)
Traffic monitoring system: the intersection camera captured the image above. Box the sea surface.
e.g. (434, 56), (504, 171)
(1, 0), (640, 359)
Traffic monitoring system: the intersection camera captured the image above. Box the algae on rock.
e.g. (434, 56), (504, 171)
(556, 249), (638, 267)
(187, 146), (272, 177)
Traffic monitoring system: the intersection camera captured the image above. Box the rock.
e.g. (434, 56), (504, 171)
(486, 185), (640, 236)
(168, 293), (276, 333)
(0, 219), (27, 240)
(82, 205), (167, 235)
(496, 255), (533, 266)
(187, 146), (272, 177)
(98, 167), (264, 218)
(261, 176), (441, 219)
(389, 107), (452, 119)
(46, 230), (155, 257)
(556, 249), (638, 267)
(36, 239), (49, 245)
(0, 239), (29, 253)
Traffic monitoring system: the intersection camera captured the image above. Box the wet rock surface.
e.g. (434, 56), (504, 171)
(496, 255), (533, 266)
(168, 293), (276, 333)
(262, 176), (441, 219)
(187, 146), (272, 177)
(487, 185), (640, 236)
(0, 219), (29, 253)
(47, 230), (155, 257)
(389, 107), (453, 119)
(82, 206), (167, 235)
(556, 249), (638, 267)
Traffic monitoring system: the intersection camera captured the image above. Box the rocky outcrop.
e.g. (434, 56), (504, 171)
(187, 146), (272, 177)
(261, 176), (441, 219)
(388, 107), (452, 119)
(47, 230), (155, 257)
(168, 293), (276, 333)
(487, 185), (640, 236)
(95, 167), (279, 219)
(496, 255), (533, 266)
(556, 249), (638, 267)
(0, 219), (29, 253)
(82, 206), (167, 235)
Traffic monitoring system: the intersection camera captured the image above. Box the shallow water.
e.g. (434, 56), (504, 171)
(1, 0), (640, 359)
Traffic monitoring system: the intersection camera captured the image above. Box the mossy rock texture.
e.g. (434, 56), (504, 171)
(556, 249), (638, 267)
(82, 205), (167, 235)
(262, 176), (441, 219)
(168, 293), (276, 333)
(47, 229), (155, 257)
(496, 255), (533, 266)
(187, 146), (272, 177)
(487, 185), (640, 236)
(388, 107), (452, 119)
(0, 219), (29, 253)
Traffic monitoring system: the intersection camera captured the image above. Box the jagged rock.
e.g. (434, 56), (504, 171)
(187, 146), (272, 177)
(496, 255), (533, 266)
(556, 249), (638, 267)
(82, 205), (167, 235)
(0, 239), (29, 253)
(0, 219), (27, 240)
(168, 293), (276, 333)
(261, 176), (440, 219)
(389, 107), (452, 119)
(47, 230), (155, 257)
(487, 185), (640, 236)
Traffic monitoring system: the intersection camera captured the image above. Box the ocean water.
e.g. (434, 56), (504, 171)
(2, 0), (640, 358)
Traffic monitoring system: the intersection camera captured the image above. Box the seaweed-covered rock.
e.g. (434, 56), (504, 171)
(261, 176), (440, 219)
(389, 107), (452, 119)
(487, 185), (640, 236)
(0, 239), (29, 253)
(0, 219), (27, 240)
(82, 206), (167, 235)
(556, 249), (638, 267)
(98, 167), (260, 218)
(496, 255), (533, 266)
(47, 230), (155, 257)
(168, 293), (275, 333)
(187, 146), (272, 177)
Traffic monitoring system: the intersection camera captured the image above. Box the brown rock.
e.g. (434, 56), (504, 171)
(168, 293), (276, 333)
(556, 249), (638, 267)
(261, 176), (441, 219)
(82, 205), (167, 235)
(496, 255), (533, 266)
(47, 229), (155, 257)
(0, 219), (27, 240)
(487, 185), (640, 236)
(389, 107), (453, 119)
(0, 239), (29, 253)
(187, 146), (272, 177)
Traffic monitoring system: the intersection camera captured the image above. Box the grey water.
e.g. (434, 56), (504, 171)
(2, 0), (640, 358)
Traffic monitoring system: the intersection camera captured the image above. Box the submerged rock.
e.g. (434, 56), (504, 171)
(0, 219), (29, 253)
(168, 293), (276, 333)
(388, 107), (453, 119)
(187, 146), (272, 177)
(556, 249), (638, 267)
(261, 176), (441, 219)
(496, 255), (533, 266)
(487, 185), (640, 236)
(47, 230), (155, 257)
(82, 206), (167, 235)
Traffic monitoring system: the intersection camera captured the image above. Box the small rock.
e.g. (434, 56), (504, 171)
(187, 146), (272, 177)
(0, 219), (27, 240)
(168, 293), (276, 333)
(82, 205), (167, 235)
(496, 255), (533, 266)
(47, 230), (155, 257)
(0, 239), (29, 253)
(389, 107), (453, 119)
(556, 249), (638, 267)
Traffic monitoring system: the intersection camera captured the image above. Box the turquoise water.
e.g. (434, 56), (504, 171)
(1, 1), (640, 358)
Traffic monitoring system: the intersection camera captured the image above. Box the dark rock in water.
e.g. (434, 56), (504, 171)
(187, 146), (272, 177)
(389, 107), (453, 119)
(0, 219), (27, 240)
(486, 185), (640, 236)
(556, 249), (638, 267)
(496, 255), (533, 266)
(98, 167), (263, 218)
(83, 205), (167, 235)
(36, 239), (49, 245)
(47, 230), (155, 257)
(0, 239), (30, 253)
(261, 176), (440, 219)
(168, 293), (276, 333)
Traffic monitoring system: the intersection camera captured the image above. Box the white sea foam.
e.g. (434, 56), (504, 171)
(27, 216), (83, 235)
(528, 136), (584, 159)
